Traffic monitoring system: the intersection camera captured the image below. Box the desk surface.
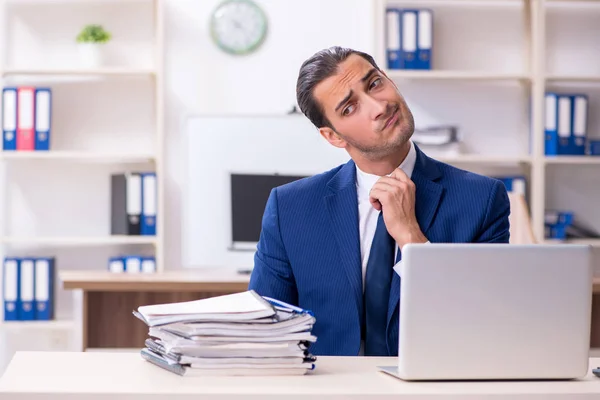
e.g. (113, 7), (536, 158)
(60, 268), (251, 292)
(1, 352), (600, 399)
(60, 270), (600, 293)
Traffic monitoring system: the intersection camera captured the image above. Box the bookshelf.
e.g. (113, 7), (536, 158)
(374, 0), (600, 246)
(0, 0), (165, 364)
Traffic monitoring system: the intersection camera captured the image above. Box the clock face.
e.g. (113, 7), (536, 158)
(210, 0), (268, 55)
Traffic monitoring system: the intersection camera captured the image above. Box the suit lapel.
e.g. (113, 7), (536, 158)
(324, 160), (363, 320)
(387, 145), (444, 336)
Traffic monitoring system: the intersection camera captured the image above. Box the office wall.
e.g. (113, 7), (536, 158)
(164, 0), (375, 269)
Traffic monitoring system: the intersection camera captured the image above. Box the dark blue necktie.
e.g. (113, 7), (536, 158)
(364, 211), (397, 356)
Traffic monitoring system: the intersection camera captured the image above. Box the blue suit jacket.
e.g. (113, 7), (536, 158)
(248, 145), (510, 356)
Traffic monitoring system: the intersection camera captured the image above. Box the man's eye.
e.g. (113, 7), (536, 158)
(370, 78), (382, 89)
(342, 104), (355, 116)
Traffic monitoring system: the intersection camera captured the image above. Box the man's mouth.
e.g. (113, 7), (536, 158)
(384, 106), (400, 130)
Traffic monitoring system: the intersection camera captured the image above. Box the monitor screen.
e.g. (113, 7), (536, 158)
(230, 173), (306, 248)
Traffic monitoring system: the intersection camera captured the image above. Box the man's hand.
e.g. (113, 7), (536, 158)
(369, 168), (428, 249)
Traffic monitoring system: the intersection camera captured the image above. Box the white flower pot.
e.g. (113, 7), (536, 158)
(78, 43), (105, 68)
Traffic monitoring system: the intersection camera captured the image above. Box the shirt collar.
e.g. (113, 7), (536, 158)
(355, 140), (417, 195)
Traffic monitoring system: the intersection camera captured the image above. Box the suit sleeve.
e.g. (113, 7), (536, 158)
(248, 188), (299, 305)
(474, 180), (511, 243)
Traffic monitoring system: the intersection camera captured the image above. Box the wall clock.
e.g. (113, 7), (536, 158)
(210, 0), (268, 55)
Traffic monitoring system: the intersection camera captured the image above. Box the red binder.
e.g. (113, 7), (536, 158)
(17, 87), (35, 151)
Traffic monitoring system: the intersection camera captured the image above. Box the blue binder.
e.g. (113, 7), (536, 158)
(19, 258), (36, 321)
(386, 8), (402, 70)
(2, 87), (18, 151)
(108, 256), (125, 273)
(125, 256), (142, 273)
(141, 256), (156, 273)
(544, 92), (559, 155)
(3, 258), (20, 321)
(416, 9), (433, 70)
(141, 172), (157, 236)
(588, 140), (600, 156)
(570, 94), (587, 155)
(34, 88), (52, 151)
(557, 95), (572, 155)
(401, 10), (418, 69)
(34, 257), (55, 320)
(496, 176), (526, 196)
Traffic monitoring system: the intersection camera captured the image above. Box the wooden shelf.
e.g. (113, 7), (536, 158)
(60, 268), (251, 292)
(385, 70), (531, 82)
(0, 151), (155, 163)
(0, 236), (157, 246)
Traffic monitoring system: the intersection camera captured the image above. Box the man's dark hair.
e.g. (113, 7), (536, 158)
(296, 46), (381, 130)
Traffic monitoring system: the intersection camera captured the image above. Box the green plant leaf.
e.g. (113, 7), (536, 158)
(76, 24), (112, 43)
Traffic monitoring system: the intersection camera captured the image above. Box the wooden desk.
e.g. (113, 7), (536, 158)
(1, 352), (600, 399)
(60, 269), (250, 350)
(59, 270), (600, 351)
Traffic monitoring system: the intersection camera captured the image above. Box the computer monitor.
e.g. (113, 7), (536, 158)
(229, 173), (306, 250)
(382, 243), (593, 381)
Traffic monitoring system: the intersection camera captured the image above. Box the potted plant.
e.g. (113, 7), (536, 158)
(76, 24), (111, 67)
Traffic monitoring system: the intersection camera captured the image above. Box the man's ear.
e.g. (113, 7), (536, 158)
(319, 126), (346, 149)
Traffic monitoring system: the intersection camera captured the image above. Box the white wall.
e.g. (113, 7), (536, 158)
(164, 0), (375, 269)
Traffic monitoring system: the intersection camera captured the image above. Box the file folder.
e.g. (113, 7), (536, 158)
(2, 87), (17, 151)
(108, 257), (125, 273)
(34, 88), (52, 151)
(417, 9), (432, 70)
(3, 258), (20, 321)
(111, 172), (142, 235)
(141, 257), (156, 273)
(544, 93), (558, 156)
(497, 176), (526, 196)
(17, 87), (35, 151)
(588, 140), (600, 156)
(557, 95), (571, 155)
(125, 256), (142, 273)
(141, 172), (157, 235)
(34, 257), (54, 320)
(386, 8), (402, 70)
(571, 94), (587, 155)
(401, 10), (418, 69)
(19, 258), (35, 321)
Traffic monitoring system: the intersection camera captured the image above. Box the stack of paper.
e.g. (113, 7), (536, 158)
(133, 290), (317, 376)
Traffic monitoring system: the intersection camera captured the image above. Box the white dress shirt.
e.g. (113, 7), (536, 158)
(355, 140), (417, 292)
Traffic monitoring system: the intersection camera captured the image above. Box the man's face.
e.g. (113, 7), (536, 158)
(313, 54), (414, 160)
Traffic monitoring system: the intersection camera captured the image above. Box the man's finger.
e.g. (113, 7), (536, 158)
(375, 176), (403, 189)
(390, 167), (410, 183)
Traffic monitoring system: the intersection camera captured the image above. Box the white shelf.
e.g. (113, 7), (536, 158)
(437, 154), (532, 165)
(0, 319), (75, 331)
(546, 75), (600, 83)
(385, 70), (531, 82)
(544, 156), (600, 165)
(0, 151), (155, 163)
(0, 236), (157, 246)
(386, 0), (525, 7)
(1, 68), (155, 78)
(544, 238), (600, 246)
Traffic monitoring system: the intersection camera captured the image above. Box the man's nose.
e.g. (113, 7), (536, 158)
(366, 96), (388, 121)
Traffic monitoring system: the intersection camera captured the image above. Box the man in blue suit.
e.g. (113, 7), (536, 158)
(248, 46), (510, 357)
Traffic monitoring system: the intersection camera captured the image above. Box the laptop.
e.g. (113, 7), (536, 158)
(379, 243), (594, 381)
